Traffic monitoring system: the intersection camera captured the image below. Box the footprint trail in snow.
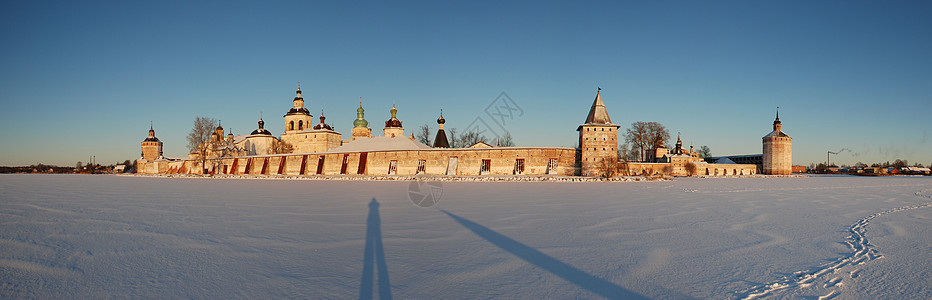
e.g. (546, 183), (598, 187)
(734, 189), (932, 299)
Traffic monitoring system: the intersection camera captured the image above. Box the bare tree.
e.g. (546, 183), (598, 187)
(685, 162), (698, 176)
(624, 121), (670, 162)
(416, 124), (432, 145)
(269, 139), (294, 154)
(447, 127), (458, 148)
(187, 116), (218, 174)
(597, 157), (618, 178)
(494, 132), (515, 147)
(698, 145), (712, 158)
(617, 143), (632, 176)
(457, 128), (487, 148)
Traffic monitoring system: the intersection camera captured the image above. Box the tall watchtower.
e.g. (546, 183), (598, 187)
(577, 88), (620, 176)
(763, 108), (792, 175)
(140, 124), (163, 162)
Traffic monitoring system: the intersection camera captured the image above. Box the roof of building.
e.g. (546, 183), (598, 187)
(583, 89), (615, 125)
(285, 107), (311, 116)
(354, 101), (368, 128)
(433, 130), (449, 148)
(250, 118), (273, 136)
(763, 130), (791, 138)
(330, 136), (432, 152)
(313, 114), (333, 130)
(714, 157), (737, 164)
(385, 104), (403, 128)
(143, 126), (160, 142)
(468, 141), (494, 148)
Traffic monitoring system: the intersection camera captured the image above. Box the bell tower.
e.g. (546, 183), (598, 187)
(577, 88), (620, 176)
(281, 83), (314, 146)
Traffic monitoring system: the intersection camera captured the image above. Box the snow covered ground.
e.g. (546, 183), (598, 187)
(1, 174), (929, 299)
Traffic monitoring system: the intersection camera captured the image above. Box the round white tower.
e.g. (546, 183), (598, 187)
(763, 108), (792, 175)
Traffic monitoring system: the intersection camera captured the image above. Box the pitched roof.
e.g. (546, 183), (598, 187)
(433, 129), (450, 148)
(584, 90), (614, 125)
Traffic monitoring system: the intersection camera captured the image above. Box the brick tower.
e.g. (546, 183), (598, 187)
(140, 123), (163, 162)
(577, 88), (620, 176)
(763, 107), (792, 175)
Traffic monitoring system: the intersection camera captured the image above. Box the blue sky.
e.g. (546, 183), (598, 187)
(1, 1), (930, 167)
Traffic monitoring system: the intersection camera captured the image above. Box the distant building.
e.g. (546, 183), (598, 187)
(137, 86), (783, 177)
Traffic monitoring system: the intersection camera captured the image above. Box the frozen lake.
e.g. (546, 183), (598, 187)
(1, 174), (930, 299)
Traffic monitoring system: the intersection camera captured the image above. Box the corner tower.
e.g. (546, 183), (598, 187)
(140, 123), (163, 162)
(762, 107), (792, 175)
(577, 88), (620, 176)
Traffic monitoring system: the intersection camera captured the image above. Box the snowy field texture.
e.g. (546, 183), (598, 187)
(1, 174), (930, 299)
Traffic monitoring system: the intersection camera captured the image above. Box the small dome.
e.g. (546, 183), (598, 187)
(385, 104), (402, 128)
(143, 125), (160, 142)
(250, 118), (272, 135)
(437, 110), (445, 124)
(314, 114), (333, 130)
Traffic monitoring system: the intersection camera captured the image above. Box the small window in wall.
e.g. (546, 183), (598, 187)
(547, 158), (558, 174)
(299, 120), (304, 130)
(388, 160), (397, 175)
(417, 160), (426, 174)
(290, 121), (294, 130)
(480, 159), (491, 175)
(514, 159), (525, 175)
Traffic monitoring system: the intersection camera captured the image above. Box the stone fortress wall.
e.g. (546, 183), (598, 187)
(137, 86), (789, 177)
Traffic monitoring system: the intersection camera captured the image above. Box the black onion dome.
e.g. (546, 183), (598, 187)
(437, 113), (445, 124)
(143, 127), (160, 142)
(250, 118), (272, 135)
(250, 128), (272, 135)
(385, 119), (402, 128)
(313, 114), (333, 130)
(285, 107), (311, 116)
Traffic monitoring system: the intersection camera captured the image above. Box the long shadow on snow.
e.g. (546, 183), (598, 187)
(441, 210), (647, 300)
(359, 198), (392, 300)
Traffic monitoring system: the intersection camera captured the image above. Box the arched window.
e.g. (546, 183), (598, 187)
(299, 120), (303, 130)
(289, 121), (294, 130)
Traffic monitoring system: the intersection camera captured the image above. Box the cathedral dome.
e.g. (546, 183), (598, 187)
(286, 107), (310, 116)
(250, 118), (272, 135)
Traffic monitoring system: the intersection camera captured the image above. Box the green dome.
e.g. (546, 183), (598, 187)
(354, 103), (368, 128)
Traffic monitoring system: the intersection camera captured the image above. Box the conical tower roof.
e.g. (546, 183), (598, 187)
(584, 88), (615, 125)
